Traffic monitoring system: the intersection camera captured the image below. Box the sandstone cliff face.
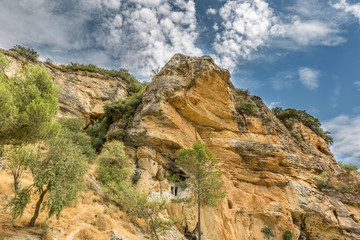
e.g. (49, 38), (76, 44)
(1, 50), (128, 124)
(125, 54), (360, 240)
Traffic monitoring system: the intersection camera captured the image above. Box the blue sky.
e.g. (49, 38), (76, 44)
(0, 0), (359, 166)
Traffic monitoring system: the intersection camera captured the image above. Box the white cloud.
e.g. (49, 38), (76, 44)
(332, 0), (360, 23)
(298, 67), (320, 90)
(0, 0), (202, 79)
(270, 71), (296, 90)
(212, 0), (284, 71)
(206, 8), (217, 15)
(354, 81), (360, 90)
(285, 19), (346, 46)
(267, 101), (281, 109)
(324, 115), (360, 166)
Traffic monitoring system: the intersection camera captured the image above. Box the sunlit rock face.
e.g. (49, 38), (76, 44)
(127, 53), (360, 240)
(4, 47), (360, 239)
(1, 49), (128, 125)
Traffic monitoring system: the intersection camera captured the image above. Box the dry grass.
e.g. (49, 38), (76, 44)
(75, 227), (98, 240)
(0, 167), (144, 240)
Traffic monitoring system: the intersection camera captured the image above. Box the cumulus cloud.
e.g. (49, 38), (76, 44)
(298, 67), (320, 90)
(0, 0), (201, 79)
(212, 0), (284, 70)
(211, 0), (346, 71)
(332, 0), (360, 23)
(324, 115), (360, 166)
(206, 8), (217, 15)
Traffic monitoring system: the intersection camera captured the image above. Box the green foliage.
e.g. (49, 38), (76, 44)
(11, 45), (39, 61)
(0, 52), (9, 71)
(127, 195), (175, 240)
(7, 134), (88, 226)
(237, 101), (259, 115)
(58, 118), (96, 161)
(175, 141), (226, 207)
(235, 88), (250, 97)
(7, 188), (31, 220)
(95, 141), (133, 205)
(174, 140), (226, 240)
(315, 171), (335, 191)
(4, 144), (40, 191)
(283, 230), (294, 240)
(234, 88), (260, 116)
(104, 91), (143, 125)
(0, 64), (60, 145)
(87, 89), (144, 151)
(272, 107), (333, 146)
(261, 226), (274, 239)
(339, 162), (358, 172)
(131, 170), (141, 184)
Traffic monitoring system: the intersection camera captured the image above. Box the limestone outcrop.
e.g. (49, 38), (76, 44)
(124, 54), (360, 240)
(1, 49), (128, 125)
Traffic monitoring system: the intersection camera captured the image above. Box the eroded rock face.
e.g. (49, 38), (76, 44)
(1, 50), (128, 124)
(127, 54), (360, 240)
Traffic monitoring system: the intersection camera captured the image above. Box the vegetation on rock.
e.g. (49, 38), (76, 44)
(173, 140), (226, 240)
(87, 81), (145, 151)
(283, 230), (294, 240)
(11, 45), (39, 61)
(261, 226), (274, 239)
(0, 61), (60, 145)
(272, 107), (333, 145)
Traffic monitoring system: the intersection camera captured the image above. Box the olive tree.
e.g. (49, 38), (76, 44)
(7, 134), (88, 226)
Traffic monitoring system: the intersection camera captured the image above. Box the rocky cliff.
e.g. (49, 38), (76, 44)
(1, 49), (128, 125)
(120, 54), (360, 240)
(2, 48), (360, 240)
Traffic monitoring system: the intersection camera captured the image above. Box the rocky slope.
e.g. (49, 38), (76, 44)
(1, 49), (128, 125)
(2, 48), (360, 239)
(119, 54), (360, 240)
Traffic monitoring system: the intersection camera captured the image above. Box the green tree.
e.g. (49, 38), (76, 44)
(11, 45), (39, 61)
(58, 117), (96, 161)
(7, 134), (88, 226)
(0, 64), (60, 145)
(174, 140), (226, 240)
(95, 140), (133, 205)
(4, 144), (39, 191)
(127, 196), (175, 240)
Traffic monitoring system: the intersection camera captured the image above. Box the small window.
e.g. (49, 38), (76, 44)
(174, 187), (178, 196)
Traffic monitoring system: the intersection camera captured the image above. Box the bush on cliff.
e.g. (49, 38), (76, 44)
(11, 45), (39, 61)
(272, 107), (333, 146)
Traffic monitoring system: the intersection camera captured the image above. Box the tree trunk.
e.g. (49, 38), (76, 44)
(29, 188), (47, 227)
(13, 174), (19, 192)
(198, 192), (201, 240)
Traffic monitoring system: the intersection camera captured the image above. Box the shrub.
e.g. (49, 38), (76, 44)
(11, 45), (39, 61)
(235, 88), (250, 97)
(283, 230), (294, 240)
(131, 170), (141, 184)
(272, 107), (333, 146)
(315, 171), (335, 191)
(261, 226), (274, 239)
(237, 101), (259, 115)
(0, 52), (9, 71)
(339, 162), (358, 172)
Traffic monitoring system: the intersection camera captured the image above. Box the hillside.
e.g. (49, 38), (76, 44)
(1, 49), (360, 240)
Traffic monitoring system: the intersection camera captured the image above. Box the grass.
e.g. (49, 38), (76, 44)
(0, 167), (143, 240)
